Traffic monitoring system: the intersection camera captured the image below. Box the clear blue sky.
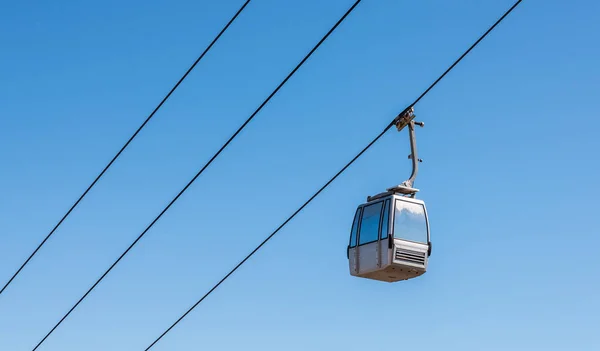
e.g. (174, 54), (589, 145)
(1, 0), (599, 350)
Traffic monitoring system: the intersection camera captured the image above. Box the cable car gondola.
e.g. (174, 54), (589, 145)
(347, 108), (431, 282)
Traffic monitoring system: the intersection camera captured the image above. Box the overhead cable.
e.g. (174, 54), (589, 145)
(0, 0), (251, 297)
(29, 1), (363, 350)
(141, 1), (523, 349)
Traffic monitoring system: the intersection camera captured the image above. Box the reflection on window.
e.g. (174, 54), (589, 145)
(349, 208), (361, 248)
(380, 199), (390, 240)
(359, 202), (383, 245)
(394, 200), (428, 244)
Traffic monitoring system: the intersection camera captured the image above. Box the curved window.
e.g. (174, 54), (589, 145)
(394, 199), (428, 244)
(349, 208), (361, 248)
(359, 202), (383, 245)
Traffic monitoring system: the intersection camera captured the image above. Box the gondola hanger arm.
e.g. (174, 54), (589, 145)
(387, 107), (425, 197)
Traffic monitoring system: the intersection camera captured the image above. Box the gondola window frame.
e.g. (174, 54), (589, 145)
(392, 198), (430, 245)
(357, 200), (384, 246)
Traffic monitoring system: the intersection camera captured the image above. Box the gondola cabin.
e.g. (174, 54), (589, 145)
(347, 190), (431, 282)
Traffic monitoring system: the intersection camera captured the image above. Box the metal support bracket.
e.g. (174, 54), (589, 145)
(387, 107), (424, 198)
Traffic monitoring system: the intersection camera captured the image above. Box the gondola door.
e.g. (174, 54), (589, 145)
(348, 199), (391, 277)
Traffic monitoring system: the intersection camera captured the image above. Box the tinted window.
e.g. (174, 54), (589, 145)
(349, 208), (361, 248)
(394, 199), (428, 244)
(359, 202), (383, 245)
(380, 199), (390, 240)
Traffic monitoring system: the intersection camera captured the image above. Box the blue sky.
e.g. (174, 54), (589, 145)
(1, 0), (599, 350)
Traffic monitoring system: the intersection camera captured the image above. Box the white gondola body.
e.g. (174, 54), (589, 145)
(348, 193), (430, 282)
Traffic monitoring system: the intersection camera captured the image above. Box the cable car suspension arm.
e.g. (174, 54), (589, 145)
(388, 107), (424, 196)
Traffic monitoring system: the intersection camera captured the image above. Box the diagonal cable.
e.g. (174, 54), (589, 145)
(0, 0), (251, 297)
(142, 1), (523, 349)
(29, 1), (362, 350)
